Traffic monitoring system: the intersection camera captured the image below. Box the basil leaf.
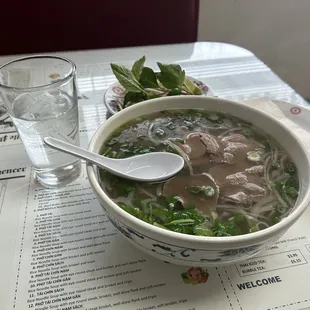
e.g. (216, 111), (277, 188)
(110, 63), (145, 93)
(157, 62), (185, 89)
(131, 56), (146, 80)
(145, 88), (164, 100)
(139, 67), (159, 88)
(183, 77), (202, 95)
(124, 91), (145, 107)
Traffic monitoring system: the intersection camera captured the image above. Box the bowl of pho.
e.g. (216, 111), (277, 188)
(87, 96), (310, 267)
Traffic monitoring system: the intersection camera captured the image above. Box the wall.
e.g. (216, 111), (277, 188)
(198, 0), (310, 99)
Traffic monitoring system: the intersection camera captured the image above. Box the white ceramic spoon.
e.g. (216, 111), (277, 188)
(44, 137), (184, 182)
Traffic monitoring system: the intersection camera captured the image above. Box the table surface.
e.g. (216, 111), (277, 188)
(0, 42), (308, 110)
(1, 42), (310, 310)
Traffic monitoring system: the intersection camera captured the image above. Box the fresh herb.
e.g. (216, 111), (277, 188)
(120, 199), (251, 237)
(110, 63), (146, 94)
(157, 62), (185, 89)
(110, 56), (202, 109)
(208, 113), (224, 124)
(274, 180), (284, 194)
(120, 204), (142, 218)
(193, 223), (214, 236)
(165, 219), (195, 226)
(169, 137), (185, 144)
(274, 176), (299, 199)
(153, 222), (168, 230)
(165, 196), (183, 210)
(121, 201), (205, 235)
(272, 216), (281, 224)
(285, 187), (298, 198)
(131, 56), (146, 80)
(116, 182), (136, 196)
(271, 163), (281, 170)
(105, 143), (157, 159)
(186, 185), (215, 197)
(212, 219), (242, 237)
(249, 226), (258, 233)
(124, 92), (145, 107)
(285, 175), (299, 189)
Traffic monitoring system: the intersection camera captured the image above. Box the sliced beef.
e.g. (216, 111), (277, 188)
(224, 142), (248, 154)
(222, 191), (264, 205)
(223, 192), (248, 204)
(221, 134), (246, 145)
(223, 152), (235, 164)
(245, 165), (264, 174)
(226, 172), (248, 186)
(244, 183), (265, 195)
(184, 133), (207, 159)
(176, 142), (192, 155)
(200, 133), (220, 154)
(162, 173), (219, 215)
(209, 163), (252, 187)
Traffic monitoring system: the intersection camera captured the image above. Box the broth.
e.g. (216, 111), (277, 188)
(99, 110), (299, 237)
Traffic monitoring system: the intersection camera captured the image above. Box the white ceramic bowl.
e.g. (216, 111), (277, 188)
(87, 96), (310, 267)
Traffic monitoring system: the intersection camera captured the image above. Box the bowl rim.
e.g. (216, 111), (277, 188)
(87, 95), (310, 246)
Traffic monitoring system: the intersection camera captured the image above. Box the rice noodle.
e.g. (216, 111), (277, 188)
(277, 204), (287, 214)
(141, 198), (156, 213)
(250, 196), (277, 215)
(272, 147), (279, 163)
(211, 211), (218, 221)
(280, 154), (288, 169)
(147, 123), (160, 145)
(156, 183), (163, 197)
(138, 187), (156, 199)
(218, 127), (243, 138)
(114, 190), (135, 208)
(282, 190), (295, 209)
(256, 221), (270, 231)
(240, 203), (253, 211)
(258, 202), (278, 214)
(217, 204), (270, 222)
(227, 208), (271, 222)
(272, 186), (290, 211)
(274, 173), (290, 183)
(264, 155), (272, 190)
(165, 140), (193, 175)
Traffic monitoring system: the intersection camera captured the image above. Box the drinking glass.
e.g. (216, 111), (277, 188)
(0, 55), (81, 187)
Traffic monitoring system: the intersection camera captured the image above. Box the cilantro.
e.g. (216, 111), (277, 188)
(186, 185), (215, 197)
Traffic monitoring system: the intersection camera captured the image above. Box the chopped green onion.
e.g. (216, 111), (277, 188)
(285, 187), (298, 198)
(284, 163), (297, 175)
(186, 185), (215, 197)
(271, 163), (280, 170)
(249, 226), (258, 233)
(193, 224), (214, 236)
(165, 219), (195, 226)
(153, 222), (168, 229)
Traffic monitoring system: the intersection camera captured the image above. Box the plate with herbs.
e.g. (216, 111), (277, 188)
(104, 56), (214, 116)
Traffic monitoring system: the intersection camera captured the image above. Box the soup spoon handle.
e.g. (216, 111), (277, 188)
(43, 137), (185, 182)
(43, 137), (113, 169)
